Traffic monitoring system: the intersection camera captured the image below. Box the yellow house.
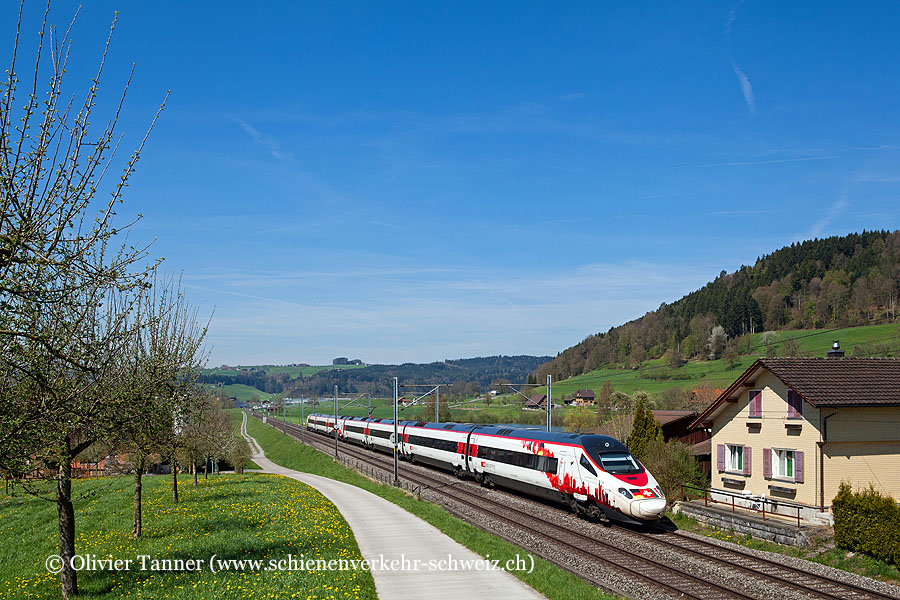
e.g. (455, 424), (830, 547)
(690, 356), (900, 519)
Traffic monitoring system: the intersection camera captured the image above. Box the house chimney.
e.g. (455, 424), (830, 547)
(827, 340), (844, 358)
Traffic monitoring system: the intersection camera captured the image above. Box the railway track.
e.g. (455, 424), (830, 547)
(255, 414), (899, 600)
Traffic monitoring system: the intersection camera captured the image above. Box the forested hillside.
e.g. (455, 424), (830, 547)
(287, 355), (551, 398)
(203, 356), (551, 399)
(536, 230), (900, 381)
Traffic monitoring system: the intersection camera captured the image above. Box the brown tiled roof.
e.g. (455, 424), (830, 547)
(690, 438), (711, 456)
(651, 410), (697, 426)
(525, 393), (546, 408)
(689, 357), (900, 430)
(760, 357), (900, 407)
(575, 389), (595, 398)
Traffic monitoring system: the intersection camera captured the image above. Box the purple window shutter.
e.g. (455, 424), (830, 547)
(795, 451), (804, 483)
(787, 390), (802, 418)
(743, 446), (751, 476)
(717, 444), (725, 472)
(763, 448), (772, 479)
(749, 390), (762, 417)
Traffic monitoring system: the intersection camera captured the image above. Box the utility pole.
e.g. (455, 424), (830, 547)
(333, 385), (338, 458)
(301, 396), (305, 444)
(546, 375), (552, 432)
(435, 385), (440, 423)
(393, 377), (399, 485)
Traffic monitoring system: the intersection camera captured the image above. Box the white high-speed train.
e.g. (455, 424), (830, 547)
(306, 414), (666, 524)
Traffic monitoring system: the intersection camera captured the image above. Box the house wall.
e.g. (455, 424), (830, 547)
(711, 371), (822, 507)
(822, 406), (900, 503)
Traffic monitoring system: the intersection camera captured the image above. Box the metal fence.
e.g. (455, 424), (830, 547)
(681, 483), (802, 527)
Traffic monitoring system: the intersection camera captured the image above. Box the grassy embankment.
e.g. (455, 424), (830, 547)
(242, 412), (617, 600)
(0, 473), (376, 600)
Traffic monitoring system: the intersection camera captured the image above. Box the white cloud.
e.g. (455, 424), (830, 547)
(731, 61), (756, 114)
(724, 0), (744, 34)
(235, 118), (291, 161)
(809, 198), (849, 237)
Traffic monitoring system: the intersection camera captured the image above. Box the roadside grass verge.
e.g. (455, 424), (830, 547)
(669, 512), (900, 585)
(0, 474), (376, 599)
(244, 413), (618, 600)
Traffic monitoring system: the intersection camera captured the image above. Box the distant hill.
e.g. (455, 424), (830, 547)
(536, 230), (900, 382)
(202, 355), (551, 399)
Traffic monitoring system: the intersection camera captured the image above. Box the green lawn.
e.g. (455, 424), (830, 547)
(0, 474), (376, 600)
(243, 413), (616, 600)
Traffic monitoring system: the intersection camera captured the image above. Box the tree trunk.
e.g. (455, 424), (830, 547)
(205, 457), (209, 479)
(171, 455), (178, 504)
(57, 445), (78, 598)
(192, 459), (197, 486)
(132, 454), (144, 538)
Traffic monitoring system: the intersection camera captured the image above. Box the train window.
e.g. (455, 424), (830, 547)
(536, 456), (558, 473)
(598, 452), (642, 474)
(579, 454), (598, 477)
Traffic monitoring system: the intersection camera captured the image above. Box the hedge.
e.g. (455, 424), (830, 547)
(832, 482), (900, 565)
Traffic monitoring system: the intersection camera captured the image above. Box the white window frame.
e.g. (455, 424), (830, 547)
(726, 443), (744, 472)
(773, 448), (795, 479)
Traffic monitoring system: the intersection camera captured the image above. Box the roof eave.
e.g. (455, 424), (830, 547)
(688, 359), (766, 430)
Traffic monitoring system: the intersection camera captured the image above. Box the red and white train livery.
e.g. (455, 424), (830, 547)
(306, 414), (666, 524)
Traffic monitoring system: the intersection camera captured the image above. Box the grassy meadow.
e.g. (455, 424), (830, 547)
(0, 474), (376, 600)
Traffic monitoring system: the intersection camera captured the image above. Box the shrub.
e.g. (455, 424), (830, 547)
(832, 482), (900, 565)
(642, 439), (707, 504)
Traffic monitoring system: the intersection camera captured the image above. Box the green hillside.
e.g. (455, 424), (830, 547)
(549, 322), (900, 398)
(212, 383), (276, 403)
(537, 231), (900, 383)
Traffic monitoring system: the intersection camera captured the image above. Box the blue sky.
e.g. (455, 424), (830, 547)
(7, 1), (900, 366)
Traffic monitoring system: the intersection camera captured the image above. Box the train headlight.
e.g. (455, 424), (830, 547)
(617, 488), (633, 499)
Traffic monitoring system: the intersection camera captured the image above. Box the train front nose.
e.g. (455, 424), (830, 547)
(631, 498), (667, 520)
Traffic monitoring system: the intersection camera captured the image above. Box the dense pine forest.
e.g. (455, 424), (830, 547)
(536, 231), (900, 381)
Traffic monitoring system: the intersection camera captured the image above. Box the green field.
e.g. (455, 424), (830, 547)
(212, 384), (276, 403)
(0, 474), (376, 600)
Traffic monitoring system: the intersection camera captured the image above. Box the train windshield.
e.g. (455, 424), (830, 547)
(596, 452), (642, 474)
(581, 436), (644, 475)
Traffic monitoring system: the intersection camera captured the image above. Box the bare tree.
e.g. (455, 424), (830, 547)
(116, 274), (208, 537)
(0, 3), (167, 597)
